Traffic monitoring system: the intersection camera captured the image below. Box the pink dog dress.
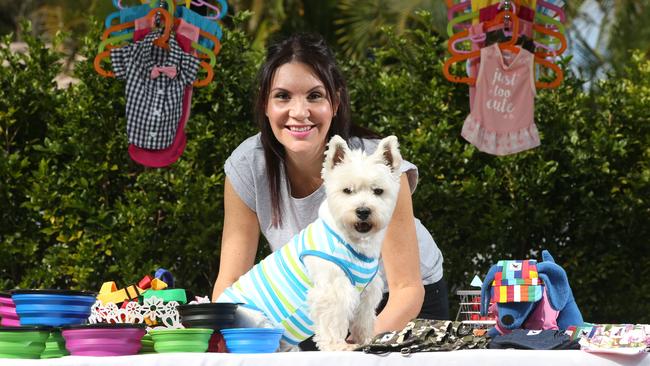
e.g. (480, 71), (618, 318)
(461, 43), (540, 155)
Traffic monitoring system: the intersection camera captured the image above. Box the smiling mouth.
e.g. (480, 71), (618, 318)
(287, 125), (314, 132)
(354, 222), (373, 233)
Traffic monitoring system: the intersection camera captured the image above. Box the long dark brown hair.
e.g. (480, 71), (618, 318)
(254, 32), (377, 227)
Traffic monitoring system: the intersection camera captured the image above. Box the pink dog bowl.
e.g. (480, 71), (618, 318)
(0, 292), (20, 327)
(61, 323), (146, 356)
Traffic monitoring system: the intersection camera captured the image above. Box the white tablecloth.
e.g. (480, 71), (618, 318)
(6, 350), (650, 366)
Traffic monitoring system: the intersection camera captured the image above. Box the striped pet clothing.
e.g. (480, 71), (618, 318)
(491, 259), (543, 303)
(217, 218), (379, 345)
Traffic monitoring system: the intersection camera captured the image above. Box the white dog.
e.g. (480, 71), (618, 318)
(216, 135), (403, 351)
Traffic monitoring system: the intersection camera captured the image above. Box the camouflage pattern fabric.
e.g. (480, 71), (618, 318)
(357, 319), (490, 354)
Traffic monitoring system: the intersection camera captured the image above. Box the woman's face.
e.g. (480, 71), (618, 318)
(266, 61), (338, 158)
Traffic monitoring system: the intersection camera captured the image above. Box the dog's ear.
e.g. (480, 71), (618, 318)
(373, 135), (402, 174)
(480, 264), (499, 316)
(323, 135), (349, 172)
(538, 253), (570, 311)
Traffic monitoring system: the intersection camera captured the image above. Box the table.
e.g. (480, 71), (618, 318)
(7, 350), (650, 366)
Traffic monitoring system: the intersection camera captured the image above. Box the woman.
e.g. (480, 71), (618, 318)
(212, 33), (448, 343)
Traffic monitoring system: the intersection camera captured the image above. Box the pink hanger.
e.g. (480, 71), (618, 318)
(190, 0), (225, 20)
(447, 1), (471, 21)
(536, 0), (565, 23)
(449, 24), (486, 55)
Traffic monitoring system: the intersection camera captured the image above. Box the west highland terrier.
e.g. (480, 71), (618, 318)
(216, 135), (403, 351)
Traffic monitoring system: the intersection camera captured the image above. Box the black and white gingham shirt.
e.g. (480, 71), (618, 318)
(111, 31), (200, 150)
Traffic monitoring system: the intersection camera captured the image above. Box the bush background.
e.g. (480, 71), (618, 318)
(1, 15), (649, 323)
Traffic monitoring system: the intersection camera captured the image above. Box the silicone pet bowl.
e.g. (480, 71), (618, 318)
(61, 323), (146, 356)
(40, 330), (69, 359)
(220, 328), (284, 353)
(143, 289), (187, 304)
(0, 326), (50, 359)
(150, 328), (213, 353)
(0, 292), (20, 327)
(11, 289), (97, 327)
(139, 332), (155, 354)
(177, 303), (238, 330)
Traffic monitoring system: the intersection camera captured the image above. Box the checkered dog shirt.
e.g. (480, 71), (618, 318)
(111, 30), (200, 150)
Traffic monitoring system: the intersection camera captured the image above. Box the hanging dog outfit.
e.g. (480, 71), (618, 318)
(127, 18), (199, 167)
(461, 43), (540, 155)
(110, 29), (200, 150)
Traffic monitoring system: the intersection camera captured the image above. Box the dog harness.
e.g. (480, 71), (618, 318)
(217, 218), (379, 345)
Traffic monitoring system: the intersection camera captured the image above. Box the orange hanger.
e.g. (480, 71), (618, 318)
(443, 10), (520, 84)
(94, 7), (173, 78)
(446, 0), (470, 8)
(95, 49), (214, 87)
(534, 56), (563, 89)
(193, 60), (214, 87)
(100, 7), (173, 51)
(94, 50), (114, 78)
(94, 21), (214, 86)
(533, 24), (567, 59)
(447, 9), (520, 57)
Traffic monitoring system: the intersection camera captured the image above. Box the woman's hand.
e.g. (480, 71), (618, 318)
(211, 177), (261, 301)
(374, 174), (425, 334)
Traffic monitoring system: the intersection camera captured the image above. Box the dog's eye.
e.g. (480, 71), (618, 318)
(373, 188), (384, 195)
(343, 188), (352, 194)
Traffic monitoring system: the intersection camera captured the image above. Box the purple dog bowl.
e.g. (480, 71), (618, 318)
(0, 292), (20, 327)
(61, 323), (146, 356)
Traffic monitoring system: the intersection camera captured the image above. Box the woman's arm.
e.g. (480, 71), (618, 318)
(211, 177), (261, 301)
(374, 174), (425, 334)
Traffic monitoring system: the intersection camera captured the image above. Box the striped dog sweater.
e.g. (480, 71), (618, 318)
(217, 218), (379, 345)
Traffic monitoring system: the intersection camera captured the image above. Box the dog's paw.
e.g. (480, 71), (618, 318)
(319, 342), (359, 352)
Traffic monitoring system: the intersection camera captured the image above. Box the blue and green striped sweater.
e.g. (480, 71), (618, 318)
(216, 218), (379, 345)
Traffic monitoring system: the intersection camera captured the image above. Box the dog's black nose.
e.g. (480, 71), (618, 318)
(356, 207), (371, 220)
(501, 314), (514, 326)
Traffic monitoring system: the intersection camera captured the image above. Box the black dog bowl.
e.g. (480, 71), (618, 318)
(176, 303), (238, 331)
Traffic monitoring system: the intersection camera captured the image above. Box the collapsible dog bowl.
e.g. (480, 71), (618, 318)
(0, 326), (50, 359)
(61, 323), (146, 356)
(139, 332), (155, 354)
(0, 292), (20, 327)
(143, 289), (187, 304)
(40, 329), (69, 359)
(150, 328), (213, 353)
(220, 328), (284, 353)
(177, 303), (238, 330)
(11, 289), (97, 327)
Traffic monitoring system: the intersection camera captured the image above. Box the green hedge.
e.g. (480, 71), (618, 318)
(1, 15), (648, 323)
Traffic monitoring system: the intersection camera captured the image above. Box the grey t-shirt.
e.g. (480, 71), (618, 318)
(224, 133), (443, 291)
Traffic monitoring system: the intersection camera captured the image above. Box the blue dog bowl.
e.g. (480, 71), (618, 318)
(11, 290), (97, 327)
(220, 328), (284, 353)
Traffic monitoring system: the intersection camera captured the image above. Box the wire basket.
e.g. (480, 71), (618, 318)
(455, 290), (496, 329)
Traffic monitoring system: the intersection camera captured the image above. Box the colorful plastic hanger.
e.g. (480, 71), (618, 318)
(537, 0), (565, 22)
(99, 0), (176, 52)
(94, 7), (173, 76)
(447, 1), (471, 21)
(533, 23), (566, 58)
(443, 10), (521, 84)
(447, 10), (478, 37)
